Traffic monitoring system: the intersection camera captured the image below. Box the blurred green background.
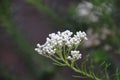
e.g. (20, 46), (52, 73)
(0, 0), (120, 80)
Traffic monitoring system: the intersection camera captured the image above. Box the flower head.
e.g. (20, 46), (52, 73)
(35, 30), (87, 61)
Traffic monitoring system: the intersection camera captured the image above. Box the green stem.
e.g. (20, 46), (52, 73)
(64, 60), (101, 80)
(71, 66), (101, 80)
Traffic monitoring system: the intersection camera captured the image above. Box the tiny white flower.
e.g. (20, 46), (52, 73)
(67, 56), (72, 60)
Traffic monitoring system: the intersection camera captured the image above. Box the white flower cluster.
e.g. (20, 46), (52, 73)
(83, 27), (113, 48)
(35, 30), (87, 60)
(75, 1), (98, 22)
(74, 1), (113, 23)
(76, 1), (94, 17)
(68, 50), (82, 60)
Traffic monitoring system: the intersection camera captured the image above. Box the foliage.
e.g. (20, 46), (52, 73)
(0, 0), (55, 80)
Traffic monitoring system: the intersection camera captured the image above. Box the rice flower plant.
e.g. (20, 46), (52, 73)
(35, 30), (103, 80)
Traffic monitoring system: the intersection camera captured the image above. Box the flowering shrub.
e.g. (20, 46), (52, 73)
(35, 30), (97, 79)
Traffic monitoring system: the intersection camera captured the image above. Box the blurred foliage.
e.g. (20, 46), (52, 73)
(26, 0), (60, 21)
(0, 65), (16, 80)
(0, 0), (55, 80)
